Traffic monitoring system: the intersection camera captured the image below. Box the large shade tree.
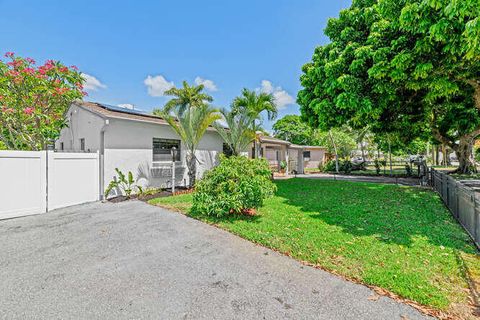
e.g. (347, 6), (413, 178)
(0, 53), (85, 150)
(153, 82), (220, 187)
(298, 0), (480, 173)
(272, 115), (313, 145)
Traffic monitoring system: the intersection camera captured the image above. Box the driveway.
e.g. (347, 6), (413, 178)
(0, 201), (432, 319)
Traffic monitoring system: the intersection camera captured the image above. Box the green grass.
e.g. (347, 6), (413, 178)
(149, 179), (479, 315)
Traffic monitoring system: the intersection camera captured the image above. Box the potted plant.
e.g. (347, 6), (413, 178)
(279, 160), (287, 174)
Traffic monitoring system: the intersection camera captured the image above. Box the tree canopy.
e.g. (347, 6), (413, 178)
(0, 53), (85, 150)
(272, 115), (313, 145)
(298, 0), (480, 173)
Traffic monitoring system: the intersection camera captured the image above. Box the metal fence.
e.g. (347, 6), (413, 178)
(430, 168), (480, 248)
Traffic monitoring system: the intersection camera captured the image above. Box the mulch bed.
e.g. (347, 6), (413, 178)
(106, 187), (193, 203)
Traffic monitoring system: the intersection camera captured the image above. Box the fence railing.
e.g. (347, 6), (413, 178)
(430, 168), (480, 249)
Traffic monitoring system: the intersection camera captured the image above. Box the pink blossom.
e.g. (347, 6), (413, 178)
(55, 87), (65, 94)
(2, 107), (14, 113)
(59, 67), (68, 73)
(6, 70), (19, 77)
(7, 60), (22, 68)
(23, 107), (34, 115)
(4, 52), (14, 58)
(23, 68), (35, 75)
(70, 65), (78, 70)
(25, 57), (36, 64)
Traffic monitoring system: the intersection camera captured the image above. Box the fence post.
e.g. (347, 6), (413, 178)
(455, 182), (459, 219)
(473, 194), (478, 241)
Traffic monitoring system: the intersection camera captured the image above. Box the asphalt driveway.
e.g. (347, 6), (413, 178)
(0, 201), (432, 319)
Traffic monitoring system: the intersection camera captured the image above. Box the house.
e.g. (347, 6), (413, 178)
(55, 101), (224, 198)
(249, 134), (327, 174)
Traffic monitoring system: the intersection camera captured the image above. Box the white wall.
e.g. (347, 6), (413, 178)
(0, 151), (46, 219)
(103, 119), (223, 192)
(304, 149), (326, 169)
(56, 105), (105, 151)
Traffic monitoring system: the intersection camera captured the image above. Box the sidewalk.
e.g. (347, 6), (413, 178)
(287, 173), (422, 186)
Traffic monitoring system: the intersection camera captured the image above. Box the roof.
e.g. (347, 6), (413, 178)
(303, 145), (327, 150)
(258, 135), (291, 145)
(75, 101), (169, 125)
(75, 101), (217, 131)
(257, 134), (326, 149)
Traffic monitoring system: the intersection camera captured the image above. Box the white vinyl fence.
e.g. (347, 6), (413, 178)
(0, 150), (99, 220)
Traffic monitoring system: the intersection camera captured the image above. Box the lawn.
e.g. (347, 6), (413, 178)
(149, 178), (480, 316)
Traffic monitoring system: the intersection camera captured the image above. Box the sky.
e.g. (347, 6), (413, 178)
(0, 0), (351, 131)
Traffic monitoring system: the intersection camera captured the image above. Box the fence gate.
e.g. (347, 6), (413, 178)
(0, 150), (99, 220)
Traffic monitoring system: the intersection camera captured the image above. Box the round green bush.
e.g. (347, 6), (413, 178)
(192, 155), (277, 217)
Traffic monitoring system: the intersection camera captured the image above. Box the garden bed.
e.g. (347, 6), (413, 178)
(107, 187), (192, 203)
(149, 178), (480, 319)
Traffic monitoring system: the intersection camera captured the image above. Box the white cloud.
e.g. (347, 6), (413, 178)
(259, 80), (295, 109)
(118, 103), (135, 110)
(82, 73), (106, 91)
(144, 75), (174, 97)
(194, 76), (218, 91)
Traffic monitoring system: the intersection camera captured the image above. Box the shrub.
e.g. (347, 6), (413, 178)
(192, 155), (277, 217)
(322, 159), (353, 173)
(341, 159), (352, 174)
(322, 160), (337, 172)
(374, 159), (382, 175)
(405, 163), (413, 176)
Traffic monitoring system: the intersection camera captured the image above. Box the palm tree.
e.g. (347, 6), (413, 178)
(161, 81), (213, 115)
(213, 108), (256, 156)
(231, 88), (277, 158)
(156, 104), (220, 188)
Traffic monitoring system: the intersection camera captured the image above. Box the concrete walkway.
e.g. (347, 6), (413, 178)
(0, 201), (432, 319)
(293, 173), (422, 186)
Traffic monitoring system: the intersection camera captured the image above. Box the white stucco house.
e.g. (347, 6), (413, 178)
(55, 101), (225, 198)
(249, 134), (327, 174)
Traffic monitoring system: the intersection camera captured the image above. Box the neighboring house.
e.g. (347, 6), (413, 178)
(249, 134), (327, 174)
(56, 101), (224, 198)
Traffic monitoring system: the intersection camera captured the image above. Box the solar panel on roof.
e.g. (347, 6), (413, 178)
(99, 103), (150, 116)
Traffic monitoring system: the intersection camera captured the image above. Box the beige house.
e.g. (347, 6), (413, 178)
(249, 134), (327, 174)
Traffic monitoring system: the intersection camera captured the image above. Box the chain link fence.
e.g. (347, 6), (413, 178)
(430, 168), (480, 249)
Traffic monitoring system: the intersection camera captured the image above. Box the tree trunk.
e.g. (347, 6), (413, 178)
(186, 152), (197, 188)
(388, 140), (392, 176)
(329, 130), (339, 173)
(453, 136), (477, 174)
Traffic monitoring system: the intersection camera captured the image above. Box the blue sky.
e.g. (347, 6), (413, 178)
(0, 0), (351, 131)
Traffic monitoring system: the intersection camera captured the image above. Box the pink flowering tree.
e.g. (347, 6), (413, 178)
(0, 53), (86, 150)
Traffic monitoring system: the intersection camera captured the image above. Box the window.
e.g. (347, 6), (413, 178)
(223, 143), (233, 157)
(80, 138), (85, 151)
(303, 151), (311, 161)
(153, 138), (181, 162)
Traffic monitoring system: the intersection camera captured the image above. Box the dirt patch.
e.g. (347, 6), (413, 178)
(107, 187), (192, 203)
